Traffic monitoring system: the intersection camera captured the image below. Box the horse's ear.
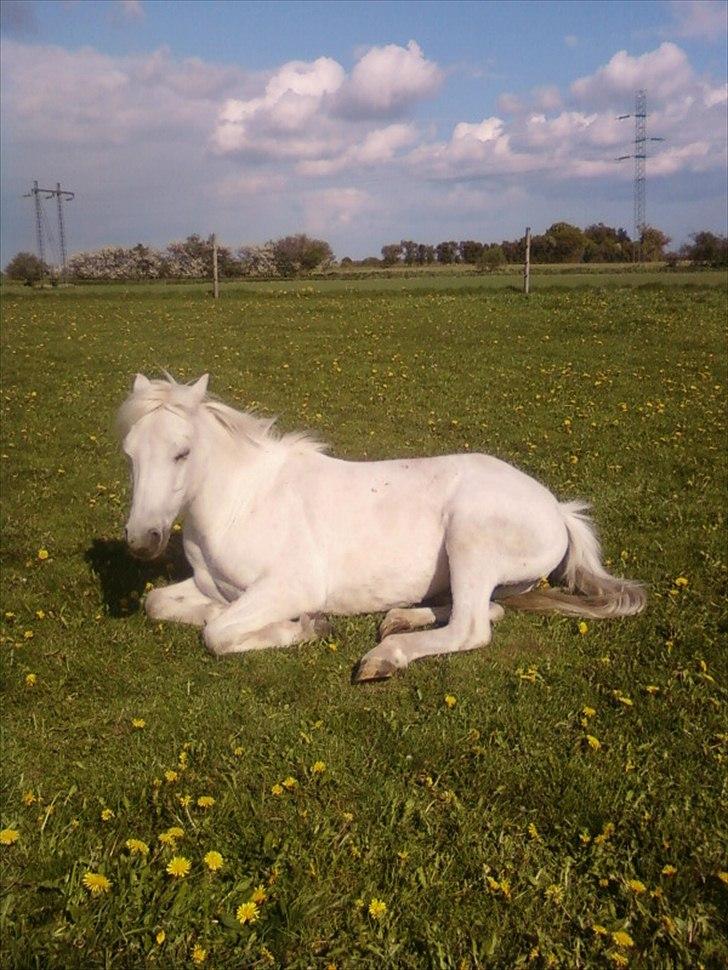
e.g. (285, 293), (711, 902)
(191, 374), (209, 402)
(133, 373), (151, 392)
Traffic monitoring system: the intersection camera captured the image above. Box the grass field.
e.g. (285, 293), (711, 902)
(1, 274), (727, 968)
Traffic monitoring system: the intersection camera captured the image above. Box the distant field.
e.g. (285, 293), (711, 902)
(1, 276), (726, 968)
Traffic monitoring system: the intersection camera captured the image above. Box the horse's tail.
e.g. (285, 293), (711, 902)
(498, 501), (647, 619)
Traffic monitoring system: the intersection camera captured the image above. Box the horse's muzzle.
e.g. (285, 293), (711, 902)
(125, 525), (169, 561)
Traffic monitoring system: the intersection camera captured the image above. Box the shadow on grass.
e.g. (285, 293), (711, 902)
(85, 534), (192, 617)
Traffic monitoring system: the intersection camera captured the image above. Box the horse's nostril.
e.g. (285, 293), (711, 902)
(149, 528), (162, 544)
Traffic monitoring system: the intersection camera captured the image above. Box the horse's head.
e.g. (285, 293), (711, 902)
(119, 373), (208, 560)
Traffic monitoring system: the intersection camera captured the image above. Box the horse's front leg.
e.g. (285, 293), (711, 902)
(145, 577), (224, 627)
(203, 579), (325, 656)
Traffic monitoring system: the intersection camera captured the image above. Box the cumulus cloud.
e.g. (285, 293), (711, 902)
(213, 41), (441, 164)
(666, 0), (728, 41)
(333, 40), (443, 119)
(571, 42), (693, 105)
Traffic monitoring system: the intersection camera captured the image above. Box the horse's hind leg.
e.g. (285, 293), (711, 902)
(378, 602), (503, 640)
(354, 520), (500, 682)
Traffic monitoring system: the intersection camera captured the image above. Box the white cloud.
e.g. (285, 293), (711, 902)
(334, 40), (443, 119)
(302, 187), (372, 233)
(571, 42), (693, 105)
(666, 0), (728, 41)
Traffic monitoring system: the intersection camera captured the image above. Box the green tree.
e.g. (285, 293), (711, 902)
(4, 252), (47, 283)
(272, 235), (333, 277)
(381, 243), (403, 266)
(682, 231), (728, 267)
(639, 226), (671, 262)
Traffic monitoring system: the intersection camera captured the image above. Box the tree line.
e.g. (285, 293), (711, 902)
(4, 226), (727, 283)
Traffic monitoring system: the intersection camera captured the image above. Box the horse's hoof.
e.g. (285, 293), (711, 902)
(378, 617), (411, 640)
(351, 656), (397, 684)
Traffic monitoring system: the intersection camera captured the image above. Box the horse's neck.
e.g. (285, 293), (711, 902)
(184, 422), (278, 529)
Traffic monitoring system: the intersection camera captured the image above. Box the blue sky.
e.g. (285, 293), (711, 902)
(1, 0), (726, 263)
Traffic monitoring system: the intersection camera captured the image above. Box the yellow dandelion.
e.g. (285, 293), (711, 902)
(616, 694), (633, 707)
(717, 871), (728, 886)
(166, 855), (191, 878)
(674, 576), (688, 587)
(444, 694), (457, 708)
(203, 851), (223, 872)
(626, 879), (646, 894)
(192, 944), (207, 964)
(125, 838), (149, 857)
(131, 718), (145, 729)
(328, 641), (338, 652)
(527, 822), (541, 842)
(25, 673), (37, 687)
(236, 900), (259, 924)
(592, 924), (608, 936)
(156, 929), (166, 945)
(578, 621), (588, 635)
(270, 783), (284, 796)
(164, 770), (178, 783)
(197, 795), (215, 809)
(609, 953), (629, 968)
(282, 776), (297, 790)
(611, 930), (634, 949)
(545, 884), (564, 903)
(35, 609), (45, 620)
(645, 685), (660, 694)
(178, 794), (191, 808)
(585, 734), (602, 751)
(37, 549), (49, 561)
(100, 808), (114, 822)
(661, 915), (677, 933)
(82, 871), (111, 895)
(0, 828), (20, 845)
(22, 791), (36, 806)
(368, 897), (387, 919)
(311, 760), (326, 774)
(250, 884), (267, 904)
(582, 706), (596, 718)
(233, 745), (244, 757)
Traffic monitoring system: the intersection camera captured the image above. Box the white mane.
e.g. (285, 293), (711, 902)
(116, 376), (327, 454)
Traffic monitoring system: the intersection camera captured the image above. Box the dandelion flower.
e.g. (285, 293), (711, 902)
(282, 776), (297, 790)
(164, 770), (178, 783)
(131, 718), (145, 729)
(578, 621), (588, 635)
(125, 838), (149, 857)
(585, 735), (601, 751)
(22, 791), (36, 806)
(236, 901), (259, 924)
(233, 746), (244, 757)
(178, 794), (191, 808)
(270, 783), (284, 796)
(527, 822), (541, 842)
(82, 871), (111, 895)
(444, 694), (457, 708)
(192, 944), (207, 964)
(37, 549), (49, 561)
(197, 795), (215, 809)
(582, 706), (596, 718)
(101, 808), (114, 822)
(156, 930), (166, 945)
(645, 685), (660, 695)
(592, 924), (607, 936)
(717, 871), (728, 886)
(674, 576), (688, 587)
(25, 673), (37, 687)
(626, 879), (646, 894)
(368, 897), (387, 919)
(250, 884), (267, 904)
(545, 884), (564, 903)
(609, 953), (629, 968)
(661, 864), (677, 877)
(0, 828), (20, 845)
(167, 826), (184, 839)
(204, 851), (223, 872)
(611, 930), (634, 949)
(311, 761), (326, 774)
(166, 855), (191, 878)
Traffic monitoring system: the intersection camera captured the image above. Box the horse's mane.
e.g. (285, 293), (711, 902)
(116, 376), (327, 454)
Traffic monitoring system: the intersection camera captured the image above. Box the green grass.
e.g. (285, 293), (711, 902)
(1, 277), (727, 968)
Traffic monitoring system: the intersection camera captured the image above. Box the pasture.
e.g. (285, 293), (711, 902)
(1, 274), (726, 968)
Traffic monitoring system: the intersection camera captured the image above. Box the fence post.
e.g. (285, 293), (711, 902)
(212, 234), (219, 299)
(523, 227), (531, 296)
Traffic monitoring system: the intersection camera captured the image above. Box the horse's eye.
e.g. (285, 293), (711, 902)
(174, 448), (190, 462)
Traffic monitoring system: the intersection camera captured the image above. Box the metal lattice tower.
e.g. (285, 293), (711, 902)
(23, 181), (75, 274)
(617, 90), (664, 258)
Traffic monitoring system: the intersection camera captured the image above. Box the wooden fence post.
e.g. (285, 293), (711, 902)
(523, 227), (531, 296)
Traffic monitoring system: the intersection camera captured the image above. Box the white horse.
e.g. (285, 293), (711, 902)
(118, 374), (645, 682)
